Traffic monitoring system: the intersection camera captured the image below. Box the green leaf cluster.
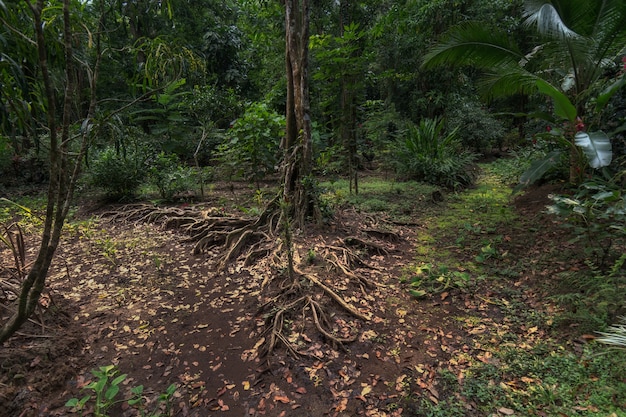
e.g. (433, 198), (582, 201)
(392, 118), (477, 189)
(215, 101), (284, 185)
(65, 365), (177, 417)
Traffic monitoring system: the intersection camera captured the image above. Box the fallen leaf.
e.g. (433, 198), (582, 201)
(334, 398), (348, 412)
(274, 395), (290, 404)
(243, 381), (250, 390)
(498, 407), (515, 415)
(360, 384), (372, 396)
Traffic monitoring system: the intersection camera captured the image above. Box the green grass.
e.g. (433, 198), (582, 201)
(319, 176), (439, 218)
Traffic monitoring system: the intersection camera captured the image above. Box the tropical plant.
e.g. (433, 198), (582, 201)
(89, 146), (150, 200)
(65, 365), (177, 417)
(547, 173), (626, 266)
(147, 152), (195, 201)
(215, 101), (284, 185)
(598, 317), (626, 349)
(393, 118), (477, 189)
(423, 0), (626, 185)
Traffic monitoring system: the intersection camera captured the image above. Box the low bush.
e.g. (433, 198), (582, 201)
(445, 94), (506, 152)
(89, 146), (150, 200)
(147, 152), (195, 201)
(392, 118), (477, 189)
(215, 101), (284, 185)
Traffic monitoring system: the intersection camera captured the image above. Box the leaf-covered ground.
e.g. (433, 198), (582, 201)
(1, 169), (625, 417)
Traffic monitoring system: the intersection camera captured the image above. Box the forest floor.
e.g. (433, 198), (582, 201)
(1, 165), (625, 417)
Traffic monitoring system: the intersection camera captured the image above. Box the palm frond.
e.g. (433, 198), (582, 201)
(597, 317), (626, 349)
(523, 1), (580, 40)
(421, 22), (523, 70)
(479, 69), (541, 98)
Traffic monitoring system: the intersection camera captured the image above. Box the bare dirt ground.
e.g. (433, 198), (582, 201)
(0, 180), (575, 417)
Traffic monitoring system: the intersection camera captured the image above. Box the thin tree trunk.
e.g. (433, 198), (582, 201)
(0, 0), (88, 343)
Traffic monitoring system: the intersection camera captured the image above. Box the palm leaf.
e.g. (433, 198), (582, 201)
(514, 150), (562, 193)
(574, 131), (612, 169)
(421, 22), (523, 70)
(535, 78), (577, 121)
(523, 2), (577, 39)
(480, 70), (542, 99)
(595, 75), (626, 113)
(597, 317), (626, 349)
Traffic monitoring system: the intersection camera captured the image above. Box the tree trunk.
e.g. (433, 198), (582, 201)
(282, 0), (320, 230)
(0, 0), (89, 344)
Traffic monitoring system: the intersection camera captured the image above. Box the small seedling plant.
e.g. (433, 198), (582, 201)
(406, 263), (471, 298)
(65, 365), (177, 417)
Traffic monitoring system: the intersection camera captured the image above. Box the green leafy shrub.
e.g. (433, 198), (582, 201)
(89, 146), (149, 200)
(147, 152), (195, 201)
(548, 174), (626, 266)
(445, 95), (506, 152)
(65, 365), (177, 417)
(215, 101), (284, 185)
(392, 118), (477, 189)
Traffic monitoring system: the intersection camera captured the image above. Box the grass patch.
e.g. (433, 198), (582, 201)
(319, 176), (439, 217)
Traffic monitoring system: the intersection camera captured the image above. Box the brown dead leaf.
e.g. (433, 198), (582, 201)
(334, 398), (348, 412)
(218, 399), (229, 411)
(426, 385), (439, 399)
(498, 407), (514, 415)
(274, 395), (290, 404)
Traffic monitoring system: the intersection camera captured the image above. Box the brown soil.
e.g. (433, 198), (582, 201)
(0, 180), (575, 417)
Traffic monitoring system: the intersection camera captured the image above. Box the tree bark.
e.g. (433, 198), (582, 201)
(282, 0), (320, 230)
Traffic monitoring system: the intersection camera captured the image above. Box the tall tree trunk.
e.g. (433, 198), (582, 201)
(282, 0), (320, 230)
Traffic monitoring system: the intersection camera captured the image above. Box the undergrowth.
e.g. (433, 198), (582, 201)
(400, 160), (626, 415)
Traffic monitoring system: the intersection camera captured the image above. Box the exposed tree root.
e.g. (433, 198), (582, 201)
(102, 199), (405, 360)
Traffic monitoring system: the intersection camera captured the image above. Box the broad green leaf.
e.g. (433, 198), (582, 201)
(574, 131), (612, 168)
(514, 150), (562, 193)
(409, 289), (427, 298)
(536, 79), (577, 121)
(596, 75), (626, 112)
(65, 398), (79, 407)
(131, 385), (145, 395)
(105, 384), (120, 401)
(111, 373), (127, 386)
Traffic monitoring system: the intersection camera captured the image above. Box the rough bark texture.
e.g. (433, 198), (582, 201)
(283, 0), (320, 230)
